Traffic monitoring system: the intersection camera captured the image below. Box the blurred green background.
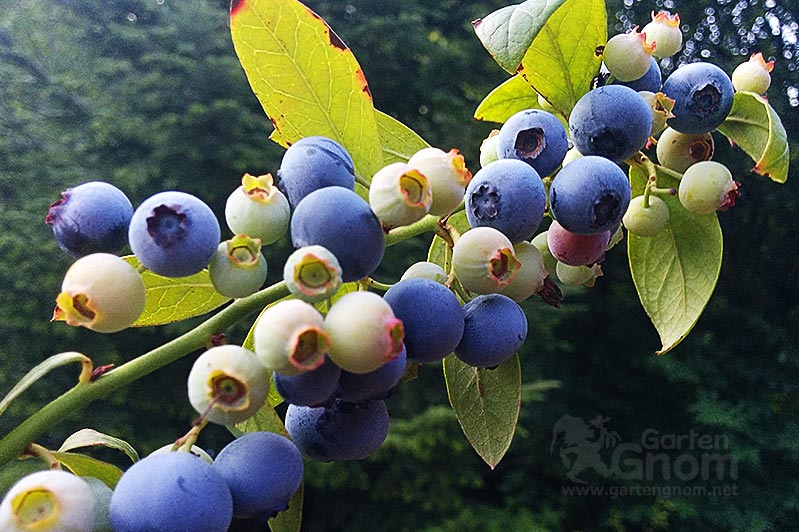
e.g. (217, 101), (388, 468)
(1, 0), (797, 530)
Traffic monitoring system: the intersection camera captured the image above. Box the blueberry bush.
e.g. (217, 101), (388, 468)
(0, 0), (792, 530)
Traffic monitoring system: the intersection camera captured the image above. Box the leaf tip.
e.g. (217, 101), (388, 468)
(230, 0), (245, 17)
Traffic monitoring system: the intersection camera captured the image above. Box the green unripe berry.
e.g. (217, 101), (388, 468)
(642, 11), (682, 58)
(187, 345), (270, 426)
(479, 131), (501, 168)
(324, 291), (404, 374)
(623, 195), (670, 236)
(656, 127), (714, 173)
(556, 262), (603, 287)
(731, 53), (773, 94)
(225, 173), (290, 245)
(408, 147), (472, 215)
(531, 231), (558, 277)
(400, 261), (448, 284)
(283, 245), (342, 303)
(497, 241), (547, 302)
(678, 161), (738, 215)
(253, 299), (331, 376)
(369, 162), (432, 227)
(603, 28), (656, 82)
(452, 227), (521, 295)
(55, 253), (145, 333)
(208, 235), (268, 298)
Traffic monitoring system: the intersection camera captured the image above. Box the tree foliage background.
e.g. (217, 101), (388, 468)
(0, 0), (797, 530)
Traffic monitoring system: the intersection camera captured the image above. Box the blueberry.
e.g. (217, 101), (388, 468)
(642, 11), (682, 58)
(128, 191), (221, 277)
(569, 85), (652, 162)
(225, 173), (290, 245)
(283, 245), (342, 303)
(277, 136), (356, 208)
(731, 53), (773, 94)
(369, 162), (432, 228)
(336, 345), (407, 403)
(46, 181), (133, 258)
(212, 432), (304, 519)
(614, 56), (662, 93)
(274, 356), (341, 406)
(465, 159), (546, 243)
(110, 452), (233, 532)
(656, 127), (714, 173)
(622, 195), (670, 237)
(208, 235), (268, 298)
(290, 186), (385, 282)
(496, 241), (548, 302)
(496, 109), (568, 177)
(603, 28), (656, 82)
(451, 227), (521, 295)
(547, 220), (610, 266)
(383, 278), (464, 364)
(285, 400), (390, 461)
(662, 62), (734, 134)
(454, 294), (527, 368)
(549, 156), (631, 235)
(678, 161), (738, 214)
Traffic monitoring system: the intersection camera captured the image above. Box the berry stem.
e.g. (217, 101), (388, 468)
(384, 214), (440, 246)
(354, 173), (371, 189)
(364, 278), (394, 292)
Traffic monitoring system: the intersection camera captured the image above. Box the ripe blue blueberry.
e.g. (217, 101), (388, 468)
(46, 181), (133, 258)
(614, 56), (662, 93)
(336, 345), (407, 403)
(277, 136), (356, 208)
(455, 294), (527, 368)
(274, 356), (341, 406)
(128, 191), (221, 277)
(662, 62), (734, 134)
(212, 432), (304, 519)
(383, 278), (464, 364)
(291, 186), (385, 282)
(465, 159), (546, 243)
(110, 452), (233, 532)
(285, 399), (390, 461)
(549, 156), (631, 235)
(496, 109), (568, 177)
(569, 85), (652, 162)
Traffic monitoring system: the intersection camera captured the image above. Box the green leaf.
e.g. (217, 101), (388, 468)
(443, 353), (522, 469)
(716, 91), (790, 183)
(231, 0), (382, 179)
(376, 110), (430, 164)
(517, 0), (606, 118)
(51, 452), (123, 489)
(0, 352), (91, 417)
(427, 211), (469, 274)
(627, 165), (723, 354)
(473, 0), (568, 73)
(474, 74), (541, 124)
(58, 428), (139, 463)
(230, 402), (289, 438)
(269, 483), (304, 532)
(122, 256), (231, 327)
(0, 457), (48, 499)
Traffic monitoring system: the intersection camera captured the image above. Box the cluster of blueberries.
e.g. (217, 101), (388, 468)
(1, 9), (775, 532)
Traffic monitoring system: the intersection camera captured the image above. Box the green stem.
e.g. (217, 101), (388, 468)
(0, 281), (289, 468)
(385, 214), (440, 246)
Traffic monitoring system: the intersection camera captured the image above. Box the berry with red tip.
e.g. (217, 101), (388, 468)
(678, 161), (739, 214)
(408, 147), (472, 215)
(732, 53), (774, 94)
(547, 220), (610, 266)
(253, 299), (332, 376)
(55, 253), (145, 333)
(369, 162), (432, 227)
(603, 27), (656, 82)
(642, 11), (682, 58)
(497, 241), (548, 302)
(452, 227), (521, 295)
(283, 245), (342, 303)
(324, 291), (404, 374)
